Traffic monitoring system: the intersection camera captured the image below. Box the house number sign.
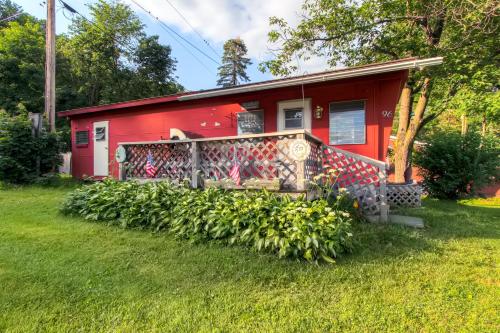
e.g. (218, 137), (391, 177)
(290, 139), (311, 161)
(115, 145), (127, 163)
(382, 110), (393, 118)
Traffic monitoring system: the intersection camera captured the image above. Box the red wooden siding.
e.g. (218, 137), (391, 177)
(67, 71), (406, 179)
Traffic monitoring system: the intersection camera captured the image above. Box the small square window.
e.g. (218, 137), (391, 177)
(95, 127), (106, 141)
(284, 108), (303, 129)
(75, 130), (89, 146)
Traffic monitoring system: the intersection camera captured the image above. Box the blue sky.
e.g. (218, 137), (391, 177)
(17, 0), (329, 91)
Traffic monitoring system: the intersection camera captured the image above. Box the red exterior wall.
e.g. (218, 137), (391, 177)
(67, 71), (407, 178)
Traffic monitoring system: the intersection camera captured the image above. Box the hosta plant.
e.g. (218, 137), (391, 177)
(60, 179), (358, 263)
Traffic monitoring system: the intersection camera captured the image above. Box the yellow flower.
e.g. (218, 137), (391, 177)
(353, 200), (359, 209)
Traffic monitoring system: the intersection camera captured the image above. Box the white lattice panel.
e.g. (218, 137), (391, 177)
(124, 142), (192, 180)
(387, 183), (422, 207)
(198, 134), (300, 190)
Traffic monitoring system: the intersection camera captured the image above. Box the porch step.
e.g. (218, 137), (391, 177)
(389, 214), (424, 228)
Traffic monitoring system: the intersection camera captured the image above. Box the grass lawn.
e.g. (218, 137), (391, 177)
(0, 186), (499, 332)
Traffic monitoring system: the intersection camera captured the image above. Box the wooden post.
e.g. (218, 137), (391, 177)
(29, 112), (42, 177)
(379, 164), (389, 223)
(45, 0), (56, 132)
(191, 141), (199, 188)
(296, 133), (306, 191)
(118, 163), (126, 181)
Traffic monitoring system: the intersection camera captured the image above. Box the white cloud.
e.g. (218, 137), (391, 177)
(124, 0), (331, 75)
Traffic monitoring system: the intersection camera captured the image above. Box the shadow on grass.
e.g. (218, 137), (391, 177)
(391, 198), (500, 241)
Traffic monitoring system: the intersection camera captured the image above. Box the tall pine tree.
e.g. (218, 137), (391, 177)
(217, 38), (252, 87)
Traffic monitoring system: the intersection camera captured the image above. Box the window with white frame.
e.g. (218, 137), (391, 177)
(278, 99), (311, 131)
(329, 100), (366, 144)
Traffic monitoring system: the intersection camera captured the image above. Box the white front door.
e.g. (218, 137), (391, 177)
(93, 121), (109, 176)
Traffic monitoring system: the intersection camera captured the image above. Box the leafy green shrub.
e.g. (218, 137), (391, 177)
(414, 130), (499, 199)
(0, 112), (62, 184)
(61, 180), (357, 263)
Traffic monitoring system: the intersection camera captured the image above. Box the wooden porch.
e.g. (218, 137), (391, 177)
(117, 130), (389, 221)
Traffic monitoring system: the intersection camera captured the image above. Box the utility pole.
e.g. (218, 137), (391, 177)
(45, 0), (56, 132)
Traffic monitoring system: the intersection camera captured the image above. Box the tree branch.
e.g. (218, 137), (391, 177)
(303, 16), (427, 43)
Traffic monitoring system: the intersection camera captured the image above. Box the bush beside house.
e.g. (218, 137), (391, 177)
(414, 131), (499, 199)
(61, 179), (358, 263)
(0, 112), (62, 184)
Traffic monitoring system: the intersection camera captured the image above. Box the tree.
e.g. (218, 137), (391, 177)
(61, 0), (182, 106)
(0, 19), (45, 115)
(132, 35), (182, 98)
(63, 0), (145, 106)
(261, 0), (498, 183)
(217, 38), (252, 87)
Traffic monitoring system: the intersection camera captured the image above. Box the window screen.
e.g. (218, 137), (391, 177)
(237, 111), (264, 135)
(284, 108), (303, 129)
(329, 101), (365, 144)
(75, 130), (89, 145)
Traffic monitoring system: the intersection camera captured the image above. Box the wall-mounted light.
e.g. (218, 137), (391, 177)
(314, 105), (324, 119)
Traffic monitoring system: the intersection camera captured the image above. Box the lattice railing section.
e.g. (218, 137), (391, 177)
(198, 134), (300, 190)
(123, 142), (192, 181)
(387, 183), (422, 207)
(321, 145), (387, 215)
(304, 139), (323, 183)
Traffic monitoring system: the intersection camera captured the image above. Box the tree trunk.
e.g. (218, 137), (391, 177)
(393, 77), (432, 183)
(481, 114), (487, 136)
(461, 114), (468, 135)
(393, 83), (412, 183)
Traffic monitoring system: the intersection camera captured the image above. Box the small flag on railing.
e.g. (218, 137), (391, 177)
(229, 161), (241, 186)
(146, 151), (157, 178)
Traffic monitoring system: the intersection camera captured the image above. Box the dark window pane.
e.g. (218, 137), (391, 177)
(285, 118), (302, 129)
(75, 131), (89, 145)
(95, 127), (106, 141)
(237, 111), (264, 134)
(284, 108), (303, 129)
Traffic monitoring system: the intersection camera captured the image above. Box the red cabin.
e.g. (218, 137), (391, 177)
(59, 57), (442, 181)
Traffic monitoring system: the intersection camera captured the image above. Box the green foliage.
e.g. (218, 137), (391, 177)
(0, 112), (62, 183)
(0, 18), (45, 115)
(133, 35), (183, 97)
(61, 0), (183, 106)
(217, 38), (252, 87)
(261, 0), (499, 139)
(414, 130), (499, 199)
(0, 0), (28, 28)
(61, 179), (357, 263)
(0, 0), (182, 117)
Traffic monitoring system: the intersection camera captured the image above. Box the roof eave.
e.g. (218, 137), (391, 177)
(58, 57), (443, 117)
(178, 57), (443, 101)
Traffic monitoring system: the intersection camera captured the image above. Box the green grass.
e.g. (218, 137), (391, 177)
(0, 186), (499, 332)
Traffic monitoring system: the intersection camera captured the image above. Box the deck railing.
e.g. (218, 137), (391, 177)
(118, 130), (388, 221)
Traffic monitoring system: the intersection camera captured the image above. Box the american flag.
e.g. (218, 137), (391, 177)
(229, 161), (241, 186)
(145, 151), (157, 178)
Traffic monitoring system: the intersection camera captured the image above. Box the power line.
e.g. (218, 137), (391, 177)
(0, 12), (23, 22)
(161, 0), (220, 58)
(129, 0), (220, 66)
(59, 0), (214, 75)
